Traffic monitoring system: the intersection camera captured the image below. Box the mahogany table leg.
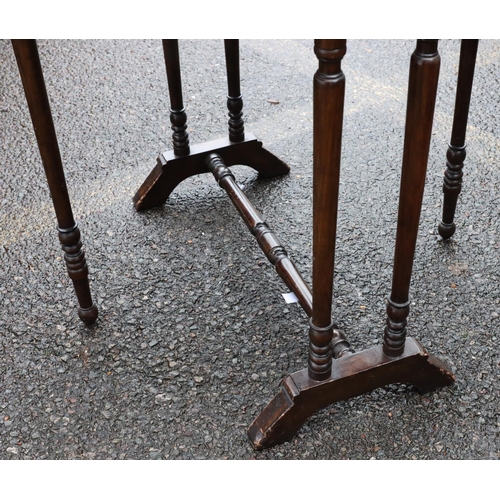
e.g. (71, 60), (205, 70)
(247, 39), (454, 451)
(383, 40), (441, 357)
(309, 39), (354, 380)
(163, 39), (190, 157)
(133, 40), (289, 212)
(438, 39), (479, 240)
(11, 39), (98, 325)
(224, 39), (245, 143)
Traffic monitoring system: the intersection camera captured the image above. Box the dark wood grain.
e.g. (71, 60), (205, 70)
(163, 39), (190, 157)
(134, 41), (289, 210)
(133, 134), (290, 210)
(248, 337), (454, 449)
(249, 39), (458, 449)
(206, 153), (312, 315)
(309, 39), (353, 381)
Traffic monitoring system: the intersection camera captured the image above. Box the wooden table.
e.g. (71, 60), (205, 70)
(11, 40), (98, 325)
(134, 39), (479, 449)
(14, 39), (476, 448)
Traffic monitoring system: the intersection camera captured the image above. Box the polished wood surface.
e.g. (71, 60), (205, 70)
(248, 39), (456, 449)
(383, 40), (441, 357)
(11, 39), (98, 325)
(7, 39), (475, 451)
(224, 39), (245, 143)
(162, 39), (190, 157)
(248, 337), (454, 449)
(309, 39), (353, 381)
(133, 133), (289, 210)
(206, 153), (312, 316)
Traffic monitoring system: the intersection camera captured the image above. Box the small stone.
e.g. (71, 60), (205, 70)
(155, 393), (172, 404)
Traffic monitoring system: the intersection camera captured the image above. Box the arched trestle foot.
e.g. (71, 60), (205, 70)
(247, 337), (454, 450)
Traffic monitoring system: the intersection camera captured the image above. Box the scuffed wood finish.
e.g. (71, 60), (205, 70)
(132, 39), (463, 449)
(133, 134), (289, 211)
(11, 39), (98, 325)
(383, 40), (441, 357)
(438, 39), (478, 239)
(248, 337), (454, 449)
(250, 39), (457, 449)
(133, 40), (289, 211)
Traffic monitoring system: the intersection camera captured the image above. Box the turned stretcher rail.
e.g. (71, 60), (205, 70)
(205, 153), (313, 316)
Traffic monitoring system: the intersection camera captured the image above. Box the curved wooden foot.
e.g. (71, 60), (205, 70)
(438, 221), (457, 240)
(133, 133), (289, 211)
(247, 337), (454, 450)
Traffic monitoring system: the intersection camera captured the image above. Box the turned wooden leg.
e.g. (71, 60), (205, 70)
(224, 40), (245, 143)
(11, 39), (98, 325)
(309, 39), (353, 380)
(383, 40), (441, 356)
(163, 39), (190, 156)
(438, 39), (478, 240)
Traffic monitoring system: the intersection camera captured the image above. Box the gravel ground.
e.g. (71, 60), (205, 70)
(0, 39), (499, 460)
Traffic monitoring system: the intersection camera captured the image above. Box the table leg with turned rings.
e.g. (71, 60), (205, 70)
(11, 39), (98, 325)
